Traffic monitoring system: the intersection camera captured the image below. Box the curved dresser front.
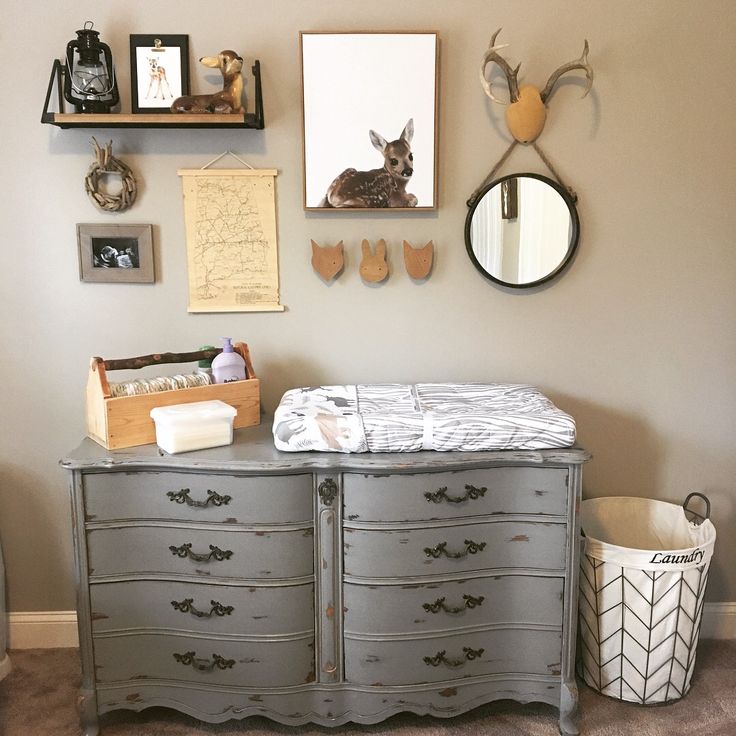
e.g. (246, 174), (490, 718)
(63, 421), (590, 736)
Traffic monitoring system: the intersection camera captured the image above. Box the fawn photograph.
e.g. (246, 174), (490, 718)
(129, 35), (189, 113)
(301, 32), (438, 210)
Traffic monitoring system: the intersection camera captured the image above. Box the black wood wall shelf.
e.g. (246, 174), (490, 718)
(41, 59), (265, 129)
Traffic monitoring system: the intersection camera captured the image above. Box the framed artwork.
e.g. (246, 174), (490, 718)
(177, 168), (283, 312)
(300, 31), (439, 210)
(129, 34), (189, 113)
(77, 224), (154, 283)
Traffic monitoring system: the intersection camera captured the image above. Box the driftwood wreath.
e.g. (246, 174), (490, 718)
(84, 138), (137, 213)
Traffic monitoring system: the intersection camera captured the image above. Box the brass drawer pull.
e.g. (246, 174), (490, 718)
(422, 594), (485, 614)
(423, 647), (485, 668)
(318, 478), (338, 506)
(169, 543), (233, 562)
(424, 540), (487, 559)
(171, 598), (234, 618)
(173, 651), (235, 672)
(424, 484), (487, 504)
(167, 488), (232, 508)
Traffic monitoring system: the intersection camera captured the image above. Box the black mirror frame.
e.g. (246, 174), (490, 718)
(464, 172), (580, 289)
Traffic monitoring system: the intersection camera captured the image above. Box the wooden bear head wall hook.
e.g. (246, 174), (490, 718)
(311, 240), (344, 282)
(480, 28), (594, 144)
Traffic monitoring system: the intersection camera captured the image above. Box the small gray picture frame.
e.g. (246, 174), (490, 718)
(77, 223), (154, 283)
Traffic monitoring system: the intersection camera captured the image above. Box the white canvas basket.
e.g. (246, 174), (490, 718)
(578, 494), (715, 704)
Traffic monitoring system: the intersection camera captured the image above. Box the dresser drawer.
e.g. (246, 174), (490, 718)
(344, 520), (566, 578)
(343, 467), (568, 523)
(87, 525), (313, 580)
(345, 628), (562, 686)
(344, 575), (563, 635)
(91, 579), (314, 636)
(93, 632), (315, 687)
(84, 471), (313, 524)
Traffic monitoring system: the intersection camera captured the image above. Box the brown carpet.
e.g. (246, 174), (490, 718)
(1, 642), (734, 736)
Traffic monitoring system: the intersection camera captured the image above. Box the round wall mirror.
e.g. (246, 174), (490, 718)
(465, 173), (579, 288)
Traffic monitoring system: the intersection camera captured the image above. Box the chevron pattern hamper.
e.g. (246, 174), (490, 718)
(578, 494), (716, 704)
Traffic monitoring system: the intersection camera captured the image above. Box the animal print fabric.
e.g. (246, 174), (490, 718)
(272, 383), (576, 453)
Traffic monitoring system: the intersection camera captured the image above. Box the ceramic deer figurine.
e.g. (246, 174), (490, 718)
(171, 50), (245, 113)
(321, 119), (418, 208)
(311, 240), (345, 282)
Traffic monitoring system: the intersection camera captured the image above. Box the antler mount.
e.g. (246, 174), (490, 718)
(480, 29), (593, 144)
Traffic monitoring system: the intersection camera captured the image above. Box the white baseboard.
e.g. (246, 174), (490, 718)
(8, 611), (78, 649)
(6, 603), (736, 650)
(700, 602), (736, 639)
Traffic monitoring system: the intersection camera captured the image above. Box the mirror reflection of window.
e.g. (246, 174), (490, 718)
(468, 175), (575, 286)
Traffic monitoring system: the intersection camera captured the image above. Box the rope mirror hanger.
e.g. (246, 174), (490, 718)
(468, 29), (594, 207)
(84, 137), (137, 212)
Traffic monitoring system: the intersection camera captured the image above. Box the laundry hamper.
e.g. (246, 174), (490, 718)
(578, 493), (715, 704)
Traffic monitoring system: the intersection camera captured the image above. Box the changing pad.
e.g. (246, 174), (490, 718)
(272, 383), (576, 453)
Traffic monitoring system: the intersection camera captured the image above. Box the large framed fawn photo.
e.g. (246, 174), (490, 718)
(300, 31), (439, 211)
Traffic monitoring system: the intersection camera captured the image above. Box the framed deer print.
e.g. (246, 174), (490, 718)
(300, 31), (439, 210)
(129, 35), (189, 113)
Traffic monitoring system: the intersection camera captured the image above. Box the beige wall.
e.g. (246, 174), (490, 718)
(0, 0), (734, 611)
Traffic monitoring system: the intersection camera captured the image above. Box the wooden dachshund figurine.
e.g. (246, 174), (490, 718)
(171, 50), (245, 113)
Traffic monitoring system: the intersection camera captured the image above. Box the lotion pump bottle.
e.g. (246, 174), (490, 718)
(211, 338), (247, 384)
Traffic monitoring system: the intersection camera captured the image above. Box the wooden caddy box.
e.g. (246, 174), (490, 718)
(86, 343), (260, 450)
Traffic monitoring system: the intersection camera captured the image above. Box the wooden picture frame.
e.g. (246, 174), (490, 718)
(77, 224), (154, 283)
(300, 31), (439, 211)
(129, 34), (189, 113)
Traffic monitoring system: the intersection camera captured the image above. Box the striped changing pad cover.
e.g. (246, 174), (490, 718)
(272, 383), (576, 453)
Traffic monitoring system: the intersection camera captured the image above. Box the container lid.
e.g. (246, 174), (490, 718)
(150, 400), (237, 424)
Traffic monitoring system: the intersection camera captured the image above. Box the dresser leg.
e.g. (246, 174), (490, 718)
(559, 680), (579, 736)
(78, 688), (100, 736)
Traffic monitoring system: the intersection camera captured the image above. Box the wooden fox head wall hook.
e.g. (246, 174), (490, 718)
(480, 29), (594, 144)
(359, 239), (388, 283)
(403, 240), (434, 280)
(311, 240), (344, 282)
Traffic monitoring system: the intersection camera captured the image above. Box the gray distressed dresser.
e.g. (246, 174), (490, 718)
(62, 421), (590, 735)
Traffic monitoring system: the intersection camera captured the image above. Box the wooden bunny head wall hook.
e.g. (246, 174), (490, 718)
(311, 240), (344, 282)
(359, 239), (388, 283)
(480, 29), (593, 144)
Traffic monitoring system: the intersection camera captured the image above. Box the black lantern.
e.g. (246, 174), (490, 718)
(64, 21), (119, 113)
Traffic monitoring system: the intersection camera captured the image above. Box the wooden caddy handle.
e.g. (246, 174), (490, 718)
(90, 343), (255, 399)
(94, 343), (250, 371)
(100, 349), (223, 372)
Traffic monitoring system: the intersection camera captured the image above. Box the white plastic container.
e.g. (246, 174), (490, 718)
(150, 400), (237, 454)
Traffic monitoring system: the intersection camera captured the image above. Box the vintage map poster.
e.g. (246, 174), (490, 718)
(178, 168), (284, 312)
